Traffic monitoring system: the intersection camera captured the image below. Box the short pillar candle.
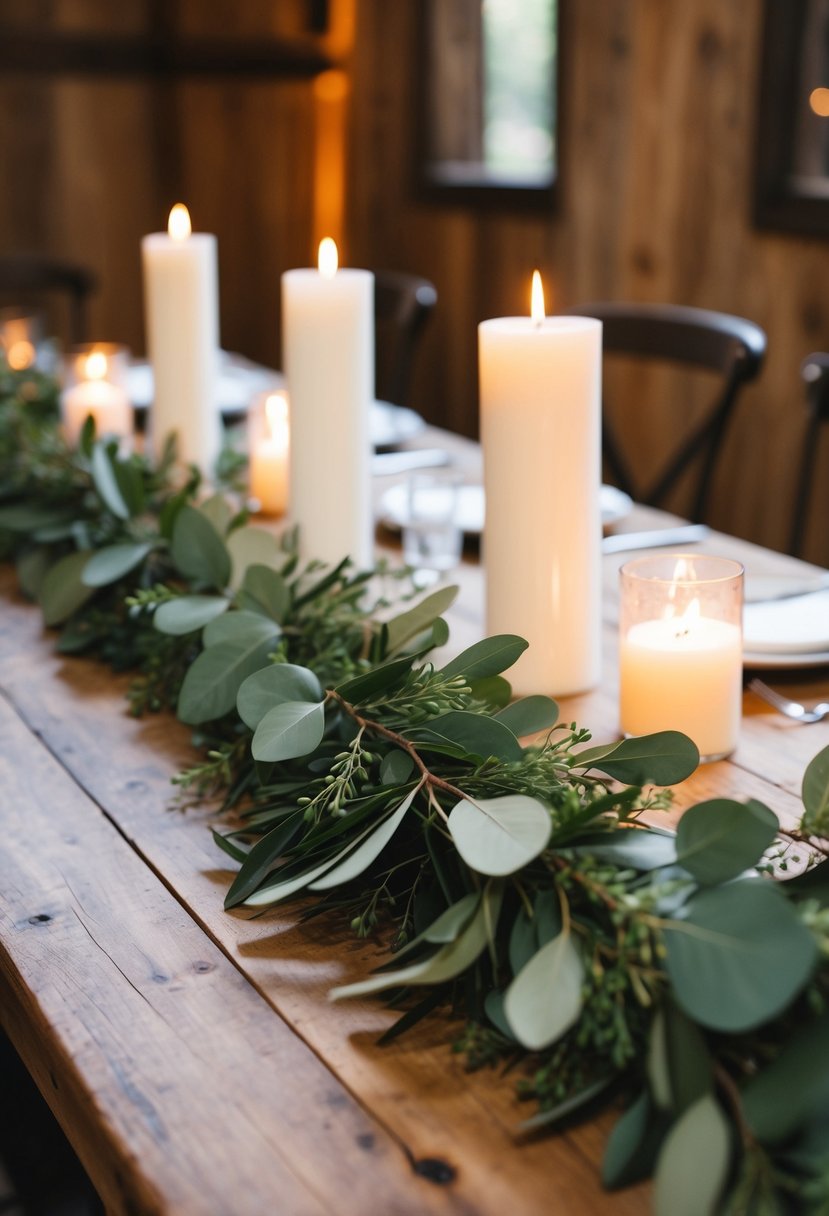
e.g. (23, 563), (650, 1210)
(619, 554), (744, 762)
(61, 344), (133, 447)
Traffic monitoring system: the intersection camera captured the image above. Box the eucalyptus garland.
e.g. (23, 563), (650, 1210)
(2, 358), (829, 1215)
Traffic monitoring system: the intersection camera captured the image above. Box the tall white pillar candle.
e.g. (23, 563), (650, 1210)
(282, 239), (373, 568)
(141, 203), (221, 475)
(479, 276), (602, 696)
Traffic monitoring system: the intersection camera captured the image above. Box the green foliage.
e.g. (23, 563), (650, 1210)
(3, 364), (829, 1213)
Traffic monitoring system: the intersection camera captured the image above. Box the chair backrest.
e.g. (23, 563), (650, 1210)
(0, 253), (97, 347)
(790, 351), (829, 556)
(562, 301), (767, 523)
(374, 270), (437, 407)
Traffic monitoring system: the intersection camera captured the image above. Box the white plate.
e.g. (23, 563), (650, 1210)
(378, 482), (633, 534)
(125, 357), (425, 449)
(743, 588), (829, 654)
(743, 648), (829, 670)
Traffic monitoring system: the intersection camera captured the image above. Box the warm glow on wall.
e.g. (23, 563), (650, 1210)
(313, 69), (349, 260)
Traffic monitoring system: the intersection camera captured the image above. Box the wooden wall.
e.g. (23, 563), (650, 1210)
(1, 0), (828, 558)
(346, 0), (829, 561)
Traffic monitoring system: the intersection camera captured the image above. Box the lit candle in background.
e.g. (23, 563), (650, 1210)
(0, 311), (42, 371)
(141, 203), (221, 476)
(249, 390), (290, 517)
(61, 345), (133, 447)
(282, 238), (373, 567)
(478, 273), (602, 696)
(619, 555), (743, 761)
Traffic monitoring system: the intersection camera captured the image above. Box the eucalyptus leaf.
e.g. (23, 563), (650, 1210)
(82, 542), (154, 588)
(309, 785), (420, 891)
(329, 881), (503, 1000)
(519, 1077), (614, 1133)
(602, 1091), (666, 1190)
(243, 822), (380, 907)
(494, 695), (559, 738)
(335, 655), (414, 705)
(504, 928), (584, 1050)
(251, 700), (326, 762)
(448, 794), (551, 876)
(227, 525), (281, 589)
(653, 1095), (731, 1216)
(16, 546), (51, 599)
(171, 505), (231, 588)
(663, 880), (818, 1032)
(237, 663), (322, 730)
(802, 743), (829, 833)
(676, 798), (778, 885)
(203, 610), (280, 649)
(380, 749), (415, 786)
(153, 595), (229, 636)
(112, 457), (145, 518)
(388, 893), (481, 965)
(647, 1004), (712, 1115)
(91, 443), (130, 519)
(484, 990), (514, 1040)
(468, 676), (512, 708)
(741, 1013), (829, 1144)
(177, 633), (278, 724)
(384, 584), (458, 654)
(0, 504), (66, 532)
(408, 710), (523, 763)
(198, 492), (233, 536)
(575, 731), (699, 786)
(238, 563), (290, 622)
(572, 828), (677, 871)
(39, 550), (95, 626)
(440, 634), (528, 682)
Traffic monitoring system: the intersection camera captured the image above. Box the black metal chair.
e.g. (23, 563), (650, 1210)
(0, 252), (97, 346)
(790, 351), (829, 557)
(561, 301), (767, 523)
(374, 270), (437, 407)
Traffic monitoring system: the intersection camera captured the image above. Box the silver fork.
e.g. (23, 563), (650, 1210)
(748, 678), (829, 724)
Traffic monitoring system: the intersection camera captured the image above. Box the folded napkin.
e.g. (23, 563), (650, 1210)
(743, 589), (829, 654)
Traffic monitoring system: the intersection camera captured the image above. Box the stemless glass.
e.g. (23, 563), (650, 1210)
(401, 470), (464, 587)
(619, 554), (744, 762)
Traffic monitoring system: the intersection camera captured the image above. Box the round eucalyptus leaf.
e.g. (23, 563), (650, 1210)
(153, 595), (229, 636)
(171, 505), (231, 588)
(251, 700), (326, 763)
(39, 550), (95, 626)
(504, 930), (584, 1050)
(237, 663), (323, 730)
(203, 610), (280, 649)
(81, 541), (154, 588)
(227, 525), (281, 589)
(410, 711), (523, 763)
(238, 563), (290, 622)
(653, 1095), (731, 1216)
(676, 798), (778, 885)
(663, 880), (818, 1032)
(177, 633), (278, 724)
(448, 794), (551, 876)
(198, 492), (232, 536)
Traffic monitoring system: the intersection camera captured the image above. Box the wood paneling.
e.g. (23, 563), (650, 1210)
(347, 0), (829, 562)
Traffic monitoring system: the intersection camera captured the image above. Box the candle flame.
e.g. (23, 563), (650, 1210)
(168, 203), (192, 241)
(531, 270), (546, 324)
(265, 391), (289, 438)
(318, 237), (338, 279)
(7, 339), (35, 370)
(673, 597), (701, 639)
(85, 350), (108, 381)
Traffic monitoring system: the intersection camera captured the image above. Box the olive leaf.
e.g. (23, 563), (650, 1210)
(309, 784), (420, 891)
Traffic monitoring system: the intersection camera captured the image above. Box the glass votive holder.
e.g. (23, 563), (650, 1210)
(619, 554), (744, 763)
(248, 389), (290, 517)
(0, 308), (45, 371)
(61, 344), (133, 448)
(401, 469), (464, 587)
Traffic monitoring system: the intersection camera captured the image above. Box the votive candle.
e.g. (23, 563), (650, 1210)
(62, 344), (133, 447)
(249, 390), (290, 517)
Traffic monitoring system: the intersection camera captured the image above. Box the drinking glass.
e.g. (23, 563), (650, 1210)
(401, 470), (464, 586)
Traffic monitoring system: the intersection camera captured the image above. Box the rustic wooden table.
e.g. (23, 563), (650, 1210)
(1, 485), (828, 1215)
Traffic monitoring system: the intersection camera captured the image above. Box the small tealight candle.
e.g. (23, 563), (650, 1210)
(619, 555), (744, 762)
(249, 390), (290, 516)
(0, 309), (44, 371)
(61, 344), (133, 447)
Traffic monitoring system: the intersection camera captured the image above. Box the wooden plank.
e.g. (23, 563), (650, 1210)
(0, 570), (651, 1214)
(0, 685), (461, 1216)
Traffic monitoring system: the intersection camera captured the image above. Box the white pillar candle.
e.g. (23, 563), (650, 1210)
(478, 275), (602, 696)
(282, 238), (373, 568)
(61, 347), (133, 447)
(249, 391), (290, 517)
(141, 203), (221, 475)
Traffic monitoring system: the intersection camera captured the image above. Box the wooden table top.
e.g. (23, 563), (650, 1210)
(1, 480), (828, 1215)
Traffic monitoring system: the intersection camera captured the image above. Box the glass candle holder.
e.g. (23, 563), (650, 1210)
(248, 389), (290, 517)
(619, 554), (744, 763)
(62, 344), (133, 447)
(0, 308), (45, 371)
(401, 469), (464, 587)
